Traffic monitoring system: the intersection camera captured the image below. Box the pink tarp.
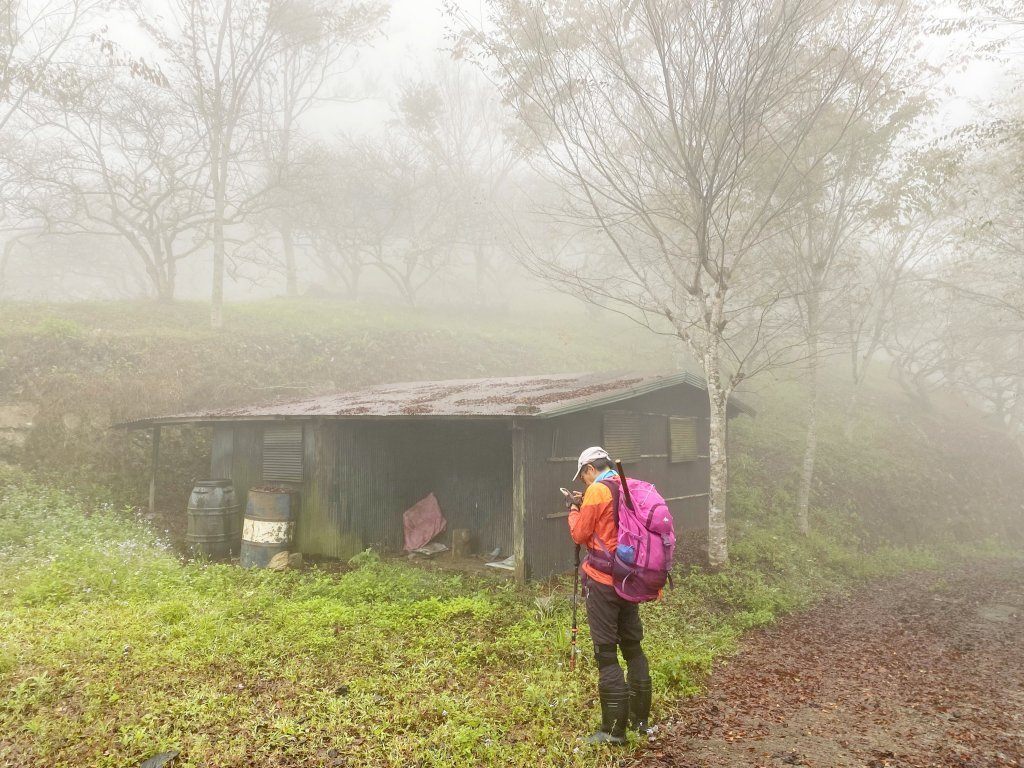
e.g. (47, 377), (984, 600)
(402, 492), (447, 552)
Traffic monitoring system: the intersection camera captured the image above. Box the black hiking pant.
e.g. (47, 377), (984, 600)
(585, 579), (650, 692)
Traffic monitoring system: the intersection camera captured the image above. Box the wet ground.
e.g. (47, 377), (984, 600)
(635, 560), (1024, 768)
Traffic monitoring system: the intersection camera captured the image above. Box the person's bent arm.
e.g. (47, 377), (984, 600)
(568, 484), (608, 545)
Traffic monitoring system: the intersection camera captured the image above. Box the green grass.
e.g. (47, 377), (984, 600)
(0, 298), (670, 363)
(3, 299), (1023, 766)
(1, 466), (990, 768)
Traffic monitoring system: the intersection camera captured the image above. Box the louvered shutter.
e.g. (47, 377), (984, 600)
(670, 417), (698, 462)
(603, 410), (641, 463)
(262, 424), (303, 483)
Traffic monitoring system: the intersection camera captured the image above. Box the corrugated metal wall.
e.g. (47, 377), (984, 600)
(210, 423), (264, 530)
(296, 420), (362, 558)
(210, 426), (233, 479)
(211, 421), (353, 560)
(338, 424), (398, 554)
(523, 384), (712, 579)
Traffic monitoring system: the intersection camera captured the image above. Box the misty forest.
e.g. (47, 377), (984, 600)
(0, 0), (1022, 767)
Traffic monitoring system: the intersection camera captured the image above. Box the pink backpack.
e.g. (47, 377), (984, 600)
(600, 476), (676, 602)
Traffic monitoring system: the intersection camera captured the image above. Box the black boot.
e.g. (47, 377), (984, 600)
(583, 688), (629, 745)
(628, 678), (653, 734)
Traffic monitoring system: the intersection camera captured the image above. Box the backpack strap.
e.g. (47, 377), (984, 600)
(599, 478), (620, 528)
(581, 478), (619, 578)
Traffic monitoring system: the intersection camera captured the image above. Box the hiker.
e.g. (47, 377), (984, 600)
(567, 446), (652, 745)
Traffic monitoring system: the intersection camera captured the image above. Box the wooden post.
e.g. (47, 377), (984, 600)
(511, 422), (526, 584)
(451, 528), (472, 559)
(149, 425), (161, 514)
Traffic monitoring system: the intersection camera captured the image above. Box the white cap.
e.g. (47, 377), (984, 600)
(573, 446), (611, 482)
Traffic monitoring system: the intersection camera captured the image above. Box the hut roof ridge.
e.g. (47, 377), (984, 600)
(116, 369), (743, 428)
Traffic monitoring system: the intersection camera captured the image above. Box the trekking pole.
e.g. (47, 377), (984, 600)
(560, 487), (582, 670)
(615, 460), (635, 511)
(570, 543), (580, 670)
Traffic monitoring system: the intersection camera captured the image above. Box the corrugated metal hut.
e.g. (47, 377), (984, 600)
(124, 371), (752, 581)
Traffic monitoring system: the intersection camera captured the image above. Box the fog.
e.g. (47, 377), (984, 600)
(0, 0), (1022, 449)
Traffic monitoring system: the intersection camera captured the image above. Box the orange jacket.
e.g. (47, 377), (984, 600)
(568, 479), (618, 586)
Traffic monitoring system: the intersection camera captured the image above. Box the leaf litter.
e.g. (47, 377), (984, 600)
(634, 560), (1024, 768)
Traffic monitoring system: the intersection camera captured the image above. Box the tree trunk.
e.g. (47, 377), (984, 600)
(164, 236), (177, 303)
(279, 110), (297, 297)
(156, 281), (175, 303)
(704, 348), (729, 567)
(845, 285), (893, 438)
(210, 115), (227, 329)
(796, 334), (819, 535)
(843, 388), (859, 441)
(0, 240), (12, 299)
(1007, 385), (1024, 460)
(346, 262), (361, 300)
(154, 241), (176, 303)
(282, 221), (297, 297)
(474, 242), (490, 294)
(211, 139), (227, 329)
(212, 210), (225, 329)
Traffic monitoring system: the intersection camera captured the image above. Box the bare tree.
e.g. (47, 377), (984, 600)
(298, 82), (487, 307)
(400, 60), (522, 296)
(456, 0), (920, 563)
(907, 97), (1024, 449)
(255, 0), (387, 296)
(362, 127), (463, 307)
(884, 277), (952, 408)
(886, 255), (1024, 455)
(867, 70), (1022, 431)
(41, 74), (211, 301)
(838, 138), (960, 437)
(0, 0), (96, 133)
(292, 143), (370, 299)
(137, 0), (313, 327)
(781, 98), (926, 534)
(842, 219), (934, 436)
(0, 0), (98, 265)
(0, 226), (44, 298)
(0, 228), (147, 299)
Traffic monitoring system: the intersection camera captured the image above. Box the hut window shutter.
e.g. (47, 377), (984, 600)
(670, 417), (698, 462)
(262, 424), (304, 482)
(603, 411), (641, 463)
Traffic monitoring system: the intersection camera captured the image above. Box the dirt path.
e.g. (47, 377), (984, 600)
(636, 560), (1024, 768)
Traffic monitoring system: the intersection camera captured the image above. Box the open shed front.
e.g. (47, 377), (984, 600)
(210, 418), (518, 570)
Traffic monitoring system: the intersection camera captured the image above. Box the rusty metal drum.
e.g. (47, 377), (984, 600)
(186, 480), (242, 559)
(240, 488), (298, 568)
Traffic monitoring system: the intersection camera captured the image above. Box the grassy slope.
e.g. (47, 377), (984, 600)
(1, 300), (1022, 767)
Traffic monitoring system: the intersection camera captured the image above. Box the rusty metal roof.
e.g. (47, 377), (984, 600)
(117, 370), (720, 428)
